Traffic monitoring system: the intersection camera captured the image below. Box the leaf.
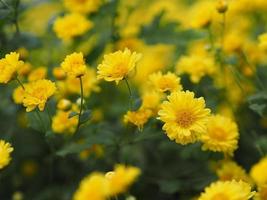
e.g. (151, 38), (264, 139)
(133, 98), (142, 111)
(249, 104), (266, 117)
(26, 110), (50, 133)
(247, 91), (267, 116)
(80, 110), (91, 124)
(68, 111), (79, 119)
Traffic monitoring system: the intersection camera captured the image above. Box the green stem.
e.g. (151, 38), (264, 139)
(75, 76), (84, 134)
(207, 25), (214, 51)
(36, 110), (46, 133)
(124, 78), (133, 110)
(15, 77), (24, 90)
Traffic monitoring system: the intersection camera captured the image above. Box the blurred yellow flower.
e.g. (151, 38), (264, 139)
(61, 52), (87, 78)
(140, 91), (162, 114)
(53, 13), (93, 41)
(52, 110), (78, 134)
(28, 67), (47, 82)
(250, 157), (267, 186)
(148, 71), (182, 93)
(57, 99), (72, 111)
(0, 140), (14, 169)
(105, 165), (141, 196)
(73, 173), (109, 200)
(198, 180), (255, 200)
(201, 114), (239, 156)
(13, 86), (25, 104)
(0, 52), (24, 84)
(64, 0), (102, 14)
(97, 48), (142, 84)
(53, 67), (66, 80)
(176, 54), (216, 83)
(18, 62), (32, 77)
(258, 33), (267, 51)
(23, 79), (56, 112)
(124, 109), (152, 130)
(158, 91), (211, 145)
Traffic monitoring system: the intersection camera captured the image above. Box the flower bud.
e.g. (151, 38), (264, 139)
(216, 0), (228, 13)
(57, 99), (72, 111)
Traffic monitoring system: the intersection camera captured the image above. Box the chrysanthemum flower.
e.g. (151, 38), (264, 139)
(28, 67), (47, 82)
(124, 109), (152, 130)
(198, 180), (255, 200)
(23, 79), (56, 112)
(148, 71), (182, 93)
(97, 48), (142, 84)
(0, 140), (14, 169)
(73, 173), (109, 200)
(176, 54), (215, 83)
(64, 0), (102, 14)
(105, 165), (141, 196)
(53, 67), (66, 80)
(250, 157), (267, 186)
(13, 86), (26, 104)
(61, 52), (87, 78)
(0, 52), (24, 84)
(201, 114), (239, 156)
(140, 91), (162, 115)
(53, 13), (93, 41)
(158, 91), (211, 145)
(52, 110), (78, 134)
(215, 160), (252, 184)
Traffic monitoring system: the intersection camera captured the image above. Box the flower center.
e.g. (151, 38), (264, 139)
(212, 193), (229, 200)
(114, 63), (128, 77)
(176, 110), (195, 128)
(209, 127), (227, 141)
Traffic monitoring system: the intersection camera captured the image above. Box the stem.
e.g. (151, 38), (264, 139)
(46, 104), (52, 125)
(75, 76), (84, 134)
(207, 25), (214, 51)
(36, 110), (46, 133)
(15, 77), (25, 90)
(221, 13), (226, 48)
(124, 78), (133, 110)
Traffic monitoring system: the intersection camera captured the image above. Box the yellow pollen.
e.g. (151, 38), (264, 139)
(176, 110), (195, 128)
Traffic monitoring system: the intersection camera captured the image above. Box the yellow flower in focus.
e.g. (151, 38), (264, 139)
(28, 67), (47, 82)
(13, 86), (25, 104)
(258, 33), (267, 51)
(0, 52), (24, 84)
(53, 13), (92, 41)
(23, 79), (56, 112)
(105, 165), (141, 196)
(148, 71), (182, 93)
(61, 52), (87, 78)
(97, 48), (142, 84)
(198, 180), (255, 200)
(65, 68), (100, 97)
(124, 109), (152, 130)
(250, 157), (267, 186)
(176, 55), (216, 83)
(73, 173), (109, 200)
(201, 114), (239, 156)
(216, 160), (252, 183)
(158, 91), (211, 145)
(0, 140), (14, 169)
(53, 67), (66, 80)
(64, 0), (102, 14)
(52, 110), (78, 134)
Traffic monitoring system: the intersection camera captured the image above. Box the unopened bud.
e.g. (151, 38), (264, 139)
(216, 0), (228, 13)
(57, 99), (72, 111)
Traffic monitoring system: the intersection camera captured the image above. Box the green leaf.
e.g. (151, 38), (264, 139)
(68, 111), (79, 119)
(249, 104), (266, 117)
(26, 110), (50, 133)
(80, 110), (91, 124)
(247, 91), (267, 116)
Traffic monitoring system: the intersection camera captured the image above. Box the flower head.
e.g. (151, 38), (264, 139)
(0, 140), (14, 169)
(0, 52), (24, 84)
(148, 71), (182, 93)
(201, 114), (239, 156)
(199, 180), (255, 200)
(28, 67), (47, 82)
(61, 52), (87, 78)
(13, 86), (26, 104)
(23, 79), (56, 112)
(97, 48), (142, 84)
(124, 109), (152, 130)
(158, 91), (210, 145)
(53, 13), (92, 41)
(250, 157), (267, 186)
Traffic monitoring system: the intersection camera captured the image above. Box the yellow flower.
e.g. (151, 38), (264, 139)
(23, 79), (56, 112)
(158, 91), (211, 145)
(52, 110), (78, 134)
(201, 114), (239, 156)
(18, 62), (32, 77)
(53, 13), (92, 41)
(176, 54), (216, 83)
(65, 68), (100, 97)
(258, 33), (267, 51)
(0, 140), (14, 169)
(250, 157), (267, 186)
(215, 160), (252, 184)
(57, 99), (72, 111)
(140, 91), (162, 114)
(0, 52), (24, 84)
(97, 48), (142, 84)
(73, 173), (109, 200)
(124, 109), (152, 130)
(61, 52), (87, 78)
(148, 71), (182, 93)
(64, 0), (102, 14)
(53, 67), (66, 80)
(13, 86), (25, 104)
(198, 180), (255, 200)
(28, 67), (47, 82)
(105, 165), (141, 196)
